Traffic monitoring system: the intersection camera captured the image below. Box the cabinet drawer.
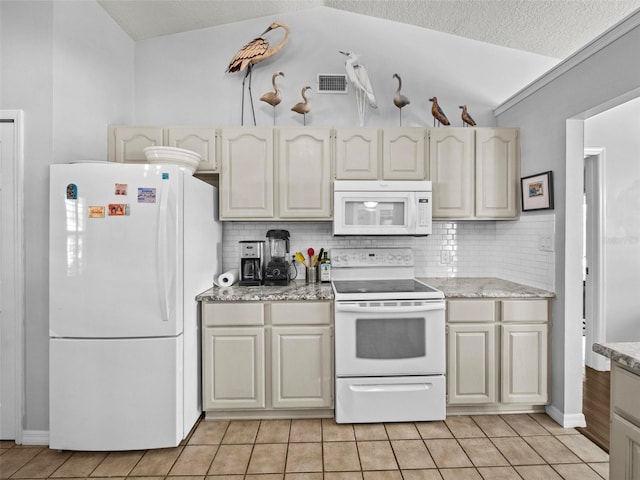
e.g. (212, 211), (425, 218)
(271, 302), (332, 325)
(203, 302), (264, 327)
(502, 300), (548, 323)
(613, 363), (640, 423)
(447, 300), (496, 323)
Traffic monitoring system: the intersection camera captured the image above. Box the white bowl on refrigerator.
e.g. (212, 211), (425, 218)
(143, 146), (201, 174)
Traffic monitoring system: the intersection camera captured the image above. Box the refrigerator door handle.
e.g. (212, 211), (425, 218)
(157, 182), (170, 322)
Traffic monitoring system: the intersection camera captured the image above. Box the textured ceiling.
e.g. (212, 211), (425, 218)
(97, 0), (640, 59)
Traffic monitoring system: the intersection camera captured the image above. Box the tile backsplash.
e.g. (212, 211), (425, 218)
(221, 213), (555, 291)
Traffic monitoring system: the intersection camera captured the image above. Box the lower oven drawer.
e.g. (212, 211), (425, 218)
(335, 375), (445, 423)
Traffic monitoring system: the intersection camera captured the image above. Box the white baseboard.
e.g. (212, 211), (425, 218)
(21, 429), (49, 446)
(546, 404), (586, 428)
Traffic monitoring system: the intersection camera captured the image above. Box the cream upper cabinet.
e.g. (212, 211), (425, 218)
(219, 127), (274, 219)
(108, 126), (164, 164)
(475, 128), (519, 218)
(167, 127), (217, 173)
(382, 128), (426, 180)
(429, 127), (519, 219)
(276, 128), (332, 219)
(334, 127), (425, 180)
(429, 128), (475, 218)
(108, 125), (218, 173)
(335, 128), (379, 180)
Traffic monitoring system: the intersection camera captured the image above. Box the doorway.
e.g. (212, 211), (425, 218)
(0, 110), (25, 443)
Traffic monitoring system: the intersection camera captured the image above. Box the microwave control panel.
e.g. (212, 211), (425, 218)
(417, 196), (431, 227)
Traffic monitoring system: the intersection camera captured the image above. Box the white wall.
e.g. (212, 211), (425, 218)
(0, 0), (134, 434)
(585, 97), (640, 342)
(133, 7), (556, 128)
(496, 12), (640, 425)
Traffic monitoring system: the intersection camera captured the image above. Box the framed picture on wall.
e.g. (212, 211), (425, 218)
(521, 171), (554, 211)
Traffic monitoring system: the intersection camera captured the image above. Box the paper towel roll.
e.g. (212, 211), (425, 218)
(215, 269), (239, 288)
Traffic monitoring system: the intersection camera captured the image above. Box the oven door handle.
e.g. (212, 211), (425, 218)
(335, 303), (444, 314)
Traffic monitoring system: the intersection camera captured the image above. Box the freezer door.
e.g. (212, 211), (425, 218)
(50, 337), (183, 451)
(49, 163), (183, 338)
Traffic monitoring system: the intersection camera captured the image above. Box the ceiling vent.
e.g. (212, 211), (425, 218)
(317, 74), (348, 94)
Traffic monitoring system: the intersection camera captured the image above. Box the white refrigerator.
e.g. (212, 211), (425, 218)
(49, 163), (221, 451)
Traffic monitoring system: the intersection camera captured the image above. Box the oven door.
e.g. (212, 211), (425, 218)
(334, 300), (445, 376)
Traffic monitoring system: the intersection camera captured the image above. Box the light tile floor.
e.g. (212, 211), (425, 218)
(0, 413), (609, 480)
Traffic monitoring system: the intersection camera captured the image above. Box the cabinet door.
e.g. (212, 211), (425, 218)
(447, 324), (497, 404)
(109, 126), (164, 163)
(220, 127), (274, 219)
(335, 128), (379, 179)
(429, 128), (475, 218)
(271, 326), (333, 408)
(382, 128), (426, 180)
(501, 324), (548, 404)
(203, 327), (265, 410)
(475, 128), (519, 218)
(167, 127), (217, 173)
(277, 128), (332, 219)
(611, 413), (640, 480)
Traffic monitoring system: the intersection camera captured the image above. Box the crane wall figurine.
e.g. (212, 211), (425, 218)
(459, 105), (477, 127)
(429, 96), (450, 126)
(291, 86), (311, 125)
(392, 73), (410, 126)
(340, 51), (377, 127)
(226, 21), (290, 126)
(260, 71), (285, 125)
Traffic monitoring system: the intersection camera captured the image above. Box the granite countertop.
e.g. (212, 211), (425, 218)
(197, 280), (334, 302)
(593, 342), (640, 375)
(420, 277), (555, 298)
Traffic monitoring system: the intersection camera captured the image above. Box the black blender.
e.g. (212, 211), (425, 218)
(263, 230), (291, 286)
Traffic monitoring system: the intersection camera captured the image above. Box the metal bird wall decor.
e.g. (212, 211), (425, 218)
(226, 21), (290, 126)
(392, 73), (410, 126)
(339, 51), (377, 127)
(260, 71), (285, 125)
(459, 105), (477, 127)
(429, 96), (450, 126)
(291, 86), (311, 125)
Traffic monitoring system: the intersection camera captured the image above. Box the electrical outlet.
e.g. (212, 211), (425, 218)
(440, 250), (451, 264)
(539, 235), (554, 252)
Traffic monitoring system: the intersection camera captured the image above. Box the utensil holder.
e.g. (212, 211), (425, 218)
(305, 266), (318, 284)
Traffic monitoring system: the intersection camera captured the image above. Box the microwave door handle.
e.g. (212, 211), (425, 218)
(335, 303), (444, 314)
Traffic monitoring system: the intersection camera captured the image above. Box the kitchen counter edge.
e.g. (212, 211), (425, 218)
(420, 277), (555, 299)
(196, 280), (334, 302)
(593, 342), (640, 375)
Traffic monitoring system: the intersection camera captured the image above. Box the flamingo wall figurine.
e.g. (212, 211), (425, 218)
(226, 22), (290, 126)
(291, 86), (311, 125)
(260, 71), (285, 125)
(392, 73), (410, 126)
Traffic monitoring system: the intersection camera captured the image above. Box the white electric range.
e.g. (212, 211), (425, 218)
(331, 247), (446, 423)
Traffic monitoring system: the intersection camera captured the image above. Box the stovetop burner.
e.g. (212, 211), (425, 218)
(332, 279), (440, 295)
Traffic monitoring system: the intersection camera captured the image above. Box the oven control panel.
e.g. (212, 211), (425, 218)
(331, 248), (414, 268)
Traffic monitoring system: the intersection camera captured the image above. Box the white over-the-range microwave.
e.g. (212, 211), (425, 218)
(333, 180), (432, 236)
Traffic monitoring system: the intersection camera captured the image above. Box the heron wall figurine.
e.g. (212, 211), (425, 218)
(226, 21), (290, 126)
(392, 73), (410, 126)
(459, 105), (477, 127)
(291, 86), (311, 125)
(339, 51), (377, 127)
(260, 71), (285, 125)
(429, 96), (450, 126)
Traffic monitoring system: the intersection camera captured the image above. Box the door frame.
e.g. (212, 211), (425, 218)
(0, 110), (25, 443)
(583, 148), (608, 371)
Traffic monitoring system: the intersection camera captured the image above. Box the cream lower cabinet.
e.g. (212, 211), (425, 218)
(107, 125), (218, 173)
(610, 362), (640, 480)
(429, 127), (519, 219)
(202, 300), (333, 416)
(446, 298), (548, 409)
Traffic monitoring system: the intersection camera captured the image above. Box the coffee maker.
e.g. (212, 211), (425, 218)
(239, 240), (264, 286)
(264, 230), (291, 286)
